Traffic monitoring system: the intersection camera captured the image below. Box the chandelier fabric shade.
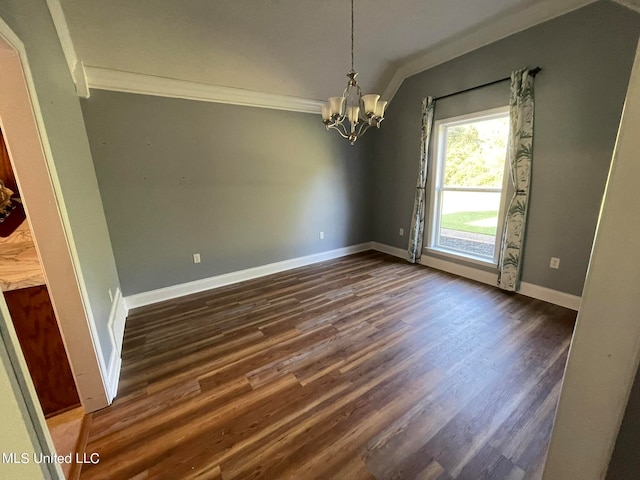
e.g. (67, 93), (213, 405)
(321, 0), (386, 144)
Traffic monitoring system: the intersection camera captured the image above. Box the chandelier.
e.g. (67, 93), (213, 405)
(321, 0), (387, 145)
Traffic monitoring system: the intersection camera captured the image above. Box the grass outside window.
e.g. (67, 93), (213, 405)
(440, 210), (499, 236)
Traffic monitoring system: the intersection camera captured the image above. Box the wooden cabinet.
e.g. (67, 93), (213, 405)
(4, 285), (80, 416)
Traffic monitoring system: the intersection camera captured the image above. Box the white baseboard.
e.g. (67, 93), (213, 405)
(106, 355), (122, 403)
(105, 287), (128, 402)
(371, 242), (407, 259)
(371, 242), (581, 311)
(420, 253), (499, 285)
(124, 243), (373, 309)
(518, 282), (581, 311)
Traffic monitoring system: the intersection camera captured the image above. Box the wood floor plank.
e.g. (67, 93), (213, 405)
(79, 251), (575, 480)
(257, 365), (448, 480)
(416, 317), (572, 477)
(146, 373), (351, 479)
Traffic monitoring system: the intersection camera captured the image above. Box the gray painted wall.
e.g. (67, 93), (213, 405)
(0, 1), (121, 365)
(607, 364), (640, 478)
(370, 1), (640, 296)
(81, 91), (371, 296)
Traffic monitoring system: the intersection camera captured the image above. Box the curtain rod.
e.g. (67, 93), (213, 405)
(434, 67), (541, 102)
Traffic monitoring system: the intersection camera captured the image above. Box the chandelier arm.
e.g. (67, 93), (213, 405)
(355, 121), (372, 139)
(337, 121), (350, 136)
(327, 122), (350, 139)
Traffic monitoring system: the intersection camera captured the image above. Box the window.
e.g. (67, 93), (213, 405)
(428, 107), (510, 265)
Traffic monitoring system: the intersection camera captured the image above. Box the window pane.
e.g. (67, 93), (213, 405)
(438, 190), (502, 258)
(443, 117), (509, 188)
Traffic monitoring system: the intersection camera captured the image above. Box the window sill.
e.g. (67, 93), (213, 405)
(425, 247), (497, 268)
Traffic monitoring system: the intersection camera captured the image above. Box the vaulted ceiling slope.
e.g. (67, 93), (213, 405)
(57, 0), (611, 107)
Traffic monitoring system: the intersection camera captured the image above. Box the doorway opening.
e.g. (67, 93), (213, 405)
(0, 16), (108, 478)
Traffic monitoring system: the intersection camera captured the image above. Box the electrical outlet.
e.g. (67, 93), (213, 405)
(319, 231), (324, 240)
(550, 257), (560, 269)
(399, 228), (404, 236)
(108, 288), (113, 303)
(193, 253), (201, 264)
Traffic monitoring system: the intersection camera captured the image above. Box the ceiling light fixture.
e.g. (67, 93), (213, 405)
(321, 0), (387, 145)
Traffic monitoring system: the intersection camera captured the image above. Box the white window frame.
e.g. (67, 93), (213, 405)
(427, 106), (511, 266)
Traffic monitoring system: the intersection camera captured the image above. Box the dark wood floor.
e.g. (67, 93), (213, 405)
(80, 251), (576, 480)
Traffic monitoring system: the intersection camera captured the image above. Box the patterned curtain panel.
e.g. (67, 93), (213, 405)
(408, 97), (435, 263)
(498, 68), (535, 291)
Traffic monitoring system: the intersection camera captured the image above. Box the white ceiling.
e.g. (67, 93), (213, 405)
(59, 0), (598, 102)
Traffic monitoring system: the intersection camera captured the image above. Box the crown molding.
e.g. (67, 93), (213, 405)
(73, 61), (90, 98)
(45, 0), (77, 77)
(612, 0), (640, 13)
(46, 0), (89, 97)
(84, 66), (324, 114)
(382, 0), (598, 102)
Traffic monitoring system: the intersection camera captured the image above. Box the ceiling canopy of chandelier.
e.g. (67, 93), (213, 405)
(321, 0), (387, 145)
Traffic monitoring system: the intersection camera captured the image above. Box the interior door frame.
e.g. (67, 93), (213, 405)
(0, 17), (108, 411)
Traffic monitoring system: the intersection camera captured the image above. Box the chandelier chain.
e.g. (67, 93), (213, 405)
(351, 0), (354, 71)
